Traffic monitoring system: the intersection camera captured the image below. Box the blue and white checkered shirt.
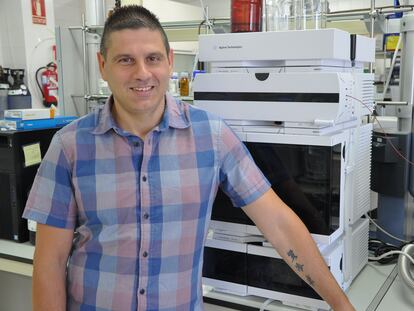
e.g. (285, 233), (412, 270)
(23, 93), (270, 311)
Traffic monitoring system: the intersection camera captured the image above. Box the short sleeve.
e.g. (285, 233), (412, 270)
(218, 120), (271, 207)
(22, 132), (77, 229)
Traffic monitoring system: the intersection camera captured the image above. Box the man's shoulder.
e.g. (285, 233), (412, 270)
(58, 111), (98, 135)
(55, 111), (99, 148)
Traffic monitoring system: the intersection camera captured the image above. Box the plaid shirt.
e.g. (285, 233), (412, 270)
(23, 94), (270, 311)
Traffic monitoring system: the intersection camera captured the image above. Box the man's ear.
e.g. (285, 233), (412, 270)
(168, 48), (174, 76)
(97, 52), (107, 81)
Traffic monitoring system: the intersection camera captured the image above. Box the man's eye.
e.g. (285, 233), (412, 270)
(119, 58), (134, 64)
(147, 56), (161, 63)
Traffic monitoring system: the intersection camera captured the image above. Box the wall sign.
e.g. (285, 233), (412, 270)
(32, 0), (46, 25)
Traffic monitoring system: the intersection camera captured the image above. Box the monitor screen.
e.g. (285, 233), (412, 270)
(212, 142), (341, 235)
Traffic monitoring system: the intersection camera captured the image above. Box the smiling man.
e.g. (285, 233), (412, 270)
(23, 5), (355, 311)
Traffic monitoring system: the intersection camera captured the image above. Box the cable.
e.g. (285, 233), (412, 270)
(365, 213), (411, 243)
(346, 94), (414, 166)
(369, 238), (401, 264)
(398, 243), (414, 289)
(369, 250), (414, 265)
(347, 95), (414, 285)
(259, 298), (275, 311)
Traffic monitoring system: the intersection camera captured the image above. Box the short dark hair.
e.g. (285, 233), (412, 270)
(100, 5), (170, 59)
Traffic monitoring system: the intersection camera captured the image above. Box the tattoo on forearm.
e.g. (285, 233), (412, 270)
(306, 275), (315, 286)
(295, 263), (304, 272)
(287, 249), (298, 262)
(287, 249), (316, 287)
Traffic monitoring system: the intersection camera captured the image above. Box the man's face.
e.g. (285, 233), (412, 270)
(98, 28), (173, 118)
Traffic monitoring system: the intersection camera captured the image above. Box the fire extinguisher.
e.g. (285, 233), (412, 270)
(36, 62), (58, 107)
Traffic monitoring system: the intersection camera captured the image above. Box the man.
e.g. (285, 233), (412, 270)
(23, 5), (355, 311)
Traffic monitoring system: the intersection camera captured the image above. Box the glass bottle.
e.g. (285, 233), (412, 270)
(169, 72), (179, 96)
(179, 72), (189, 97)
(231, 0), (263, 33)
(266, 0), (294, 31)
(306, 0), (327, 30)
(267, 0), (327, 31)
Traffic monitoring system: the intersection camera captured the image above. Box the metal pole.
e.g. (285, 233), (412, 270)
(81, 14), (90, 105)
(369, 0), (376, 73)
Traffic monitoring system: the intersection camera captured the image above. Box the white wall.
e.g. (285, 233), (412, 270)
(0, 0), (56, 108)
(0, 0), (83, 108)
(202, 1), (230, 18)
(21, 0), (56, 108)
(0, 0), (25, 69)
(100, 0), (205, 22)
(54, 0), (82, 28)
(144, 0), (204, 22)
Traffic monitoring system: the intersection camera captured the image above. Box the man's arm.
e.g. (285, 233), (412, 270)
(242, 189), (355, 311)
(32, 223), (74, 311)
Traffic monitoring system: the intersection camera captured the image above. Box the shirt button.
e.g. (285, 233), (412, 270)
(142, 175), (147, 182)
(133, 141), (140, 147)
(143, 213), (149, 219)
(139, 288), (145, 295)
(143, 251), (148, 258)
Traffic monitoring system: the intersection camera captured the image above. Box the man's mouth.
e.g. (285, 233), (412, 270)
(131, 86), (154, 92)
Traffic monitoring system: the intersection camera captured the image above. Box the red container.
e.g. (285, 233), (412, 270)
(231, 0), (263, 33)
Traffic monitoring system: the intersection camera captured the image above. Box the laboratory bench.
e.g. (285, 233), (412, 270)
(1, 239), (413, 311)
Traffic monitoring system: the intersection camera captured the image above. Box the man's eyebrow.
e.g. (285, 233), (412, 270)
(147, 52), (165, 58)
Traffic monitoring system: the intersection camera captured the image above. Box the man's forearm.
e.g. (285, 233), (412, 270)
(268, 208), (352, 310)
(243, 190), (355, 311)
(33, 260), (67, 311)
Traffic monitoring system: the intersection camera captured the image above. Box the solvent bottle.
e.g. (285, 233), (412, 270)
(179, 72), (189, 97)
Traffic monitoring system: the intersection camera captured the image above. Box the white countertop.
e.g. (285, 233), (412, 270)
(0, 239), (35, 277)
(1, 239), (413, 310)
(0, 239), (35, 261)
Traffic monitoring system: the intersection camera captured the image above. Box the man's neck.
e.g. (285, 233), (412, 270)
(112, 100), (166, 140)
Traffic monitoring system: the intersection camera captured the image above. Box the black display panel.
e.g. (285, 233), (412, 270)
(203, 247), (247, 285)
(212, 142), (341, 235)
(247, 253), (322, 300)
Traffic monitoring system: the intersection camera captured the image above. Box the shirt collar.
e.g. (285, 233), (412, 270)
(91, 93), (190, 135)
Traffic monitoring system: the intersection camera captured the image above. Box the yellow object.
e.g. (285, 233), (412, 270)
(385, 34), (400, 51)
(179, 72), (189, 97)
(23, 143), (42, 167)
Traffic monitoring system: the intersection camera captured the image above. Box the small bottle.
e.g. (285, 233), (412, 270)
(169, 72), (179, 96)
(179, 72), (189, 97)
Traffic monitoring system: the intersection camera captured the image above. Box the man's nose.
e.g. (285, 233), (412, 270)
(132, 60), (151, 80)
